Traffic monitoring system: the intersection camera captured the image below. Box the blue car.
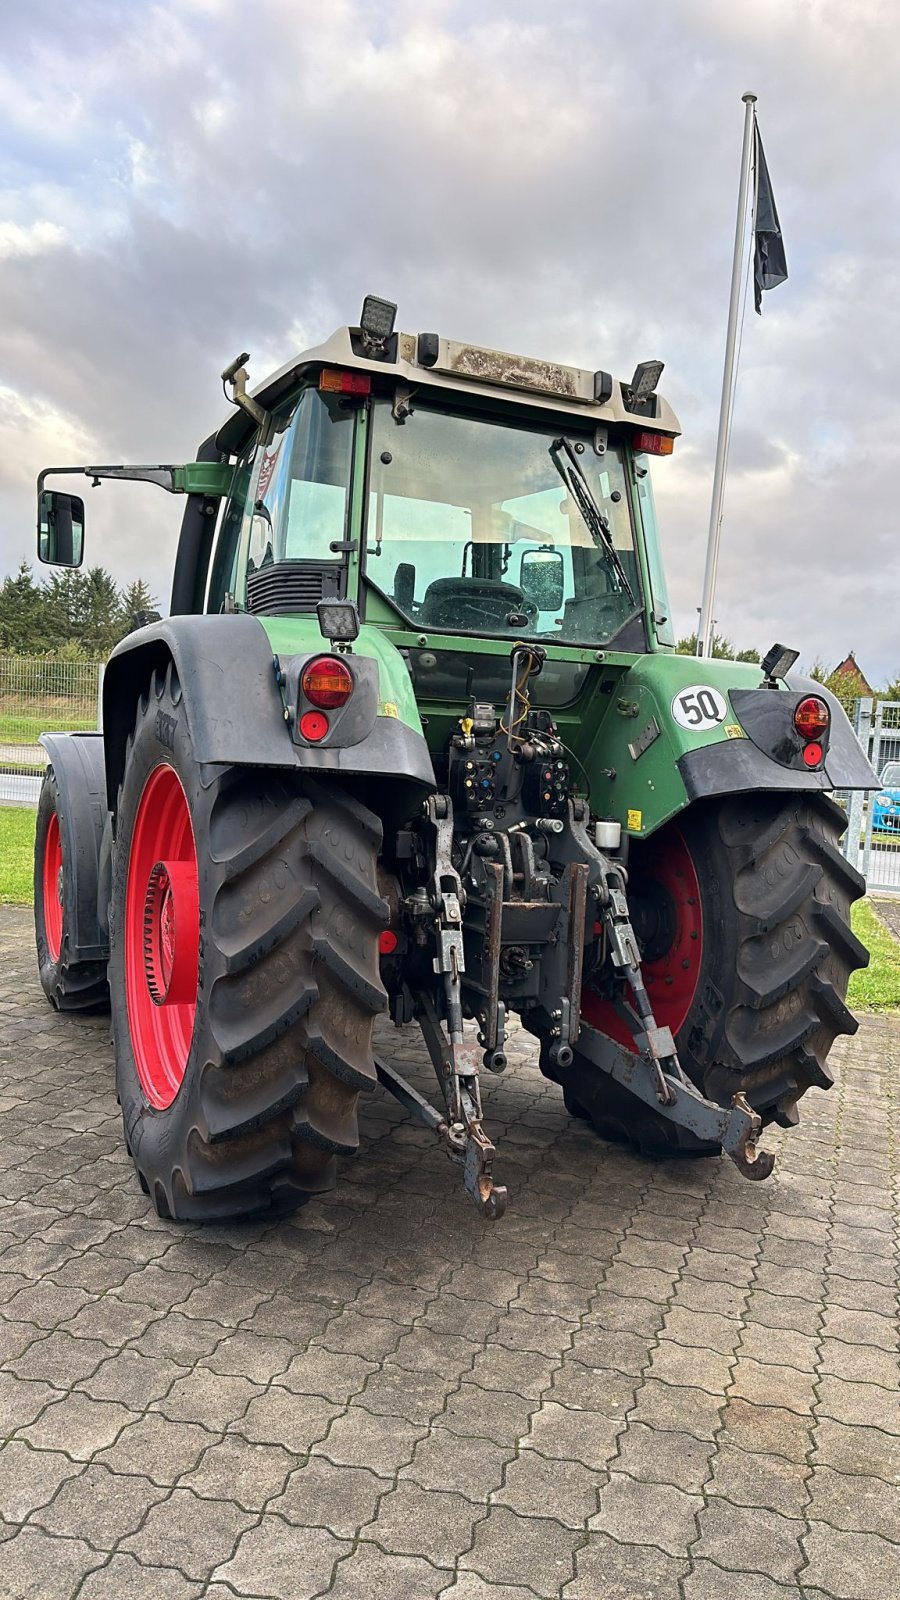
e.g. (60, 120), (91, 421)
(873, 762), (900, 831)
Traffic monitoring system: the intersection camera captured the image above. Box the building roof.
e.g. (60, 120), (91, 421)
(833, 653), (874, 695)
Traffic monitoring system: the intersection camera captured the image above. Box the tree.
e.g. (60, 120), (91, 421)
(81, 567), (123, 656)
(0, 562), (44, 652)
(675, 632), (759, 663)
(809, 658), (869, 718)
(117, 579), (160, 635)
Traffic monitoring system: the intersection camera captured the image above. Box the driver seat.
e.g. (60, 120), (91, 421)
(418, 576), (526, 628)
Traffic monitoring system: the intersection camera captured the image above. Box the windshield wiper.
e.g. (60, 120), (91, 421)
(549, 438), (636, 606)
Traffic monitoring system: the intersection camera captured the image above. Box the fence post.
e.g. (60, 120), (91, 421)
(845, 698), (873, 868)
(860, 699), (880, 885)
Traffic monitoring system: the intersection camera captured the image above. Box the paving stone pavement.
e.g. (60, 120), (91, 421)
(1, 901), (899, 1599)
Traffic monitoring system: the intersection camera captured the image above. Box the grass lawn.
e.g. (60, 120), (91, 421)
(847, 897), (900, 1012)
(1, 805), (898, 1013)
(0, 806), (35, 905)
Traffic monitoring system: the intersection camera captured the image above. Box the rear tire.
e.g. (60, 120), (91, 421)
(562, 792), (867, 1157)
(34, 770), (109, 1013)
(110, 665), (388, 1221)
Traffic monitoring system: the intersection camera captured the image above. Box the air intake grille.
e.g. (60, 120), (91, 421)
(245, 561), (342, 617)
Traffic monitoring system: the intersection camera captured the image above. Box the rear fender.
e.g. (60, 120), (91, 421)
(39, 733), (109, 960)
(102, 613), (435, 812)
(583, 655), (877, 840)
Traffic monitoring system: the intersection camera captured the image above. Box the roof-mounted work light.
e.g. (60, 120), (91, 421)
(761, 641), (800, 687)
(626, 359), (665, 410)
(359, 295), (397, 356)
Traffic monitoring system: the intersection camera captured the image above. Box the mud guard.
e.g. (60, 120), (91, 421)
(679, 679), (876, 801)
(38, 733), (109, 962)
(102, 613), (435, 811)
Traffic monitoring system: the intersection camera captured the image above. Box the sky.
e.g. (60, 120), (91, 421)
(1, 0), (897, 680)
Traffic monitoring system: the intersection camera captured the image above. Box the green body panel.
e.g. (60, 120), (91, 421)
(260, 615), (425, 735)
(173, 462), (234, 497)
(581, 653), (765, 837)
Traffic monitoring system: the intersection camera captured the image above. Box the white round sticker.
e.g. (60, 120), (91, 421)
(671, 685), (729, 731)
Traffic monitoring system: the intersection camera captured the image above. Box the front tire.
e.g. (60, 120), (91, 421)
(564, 792), (868, 1156)
(109, 666), (388, 1221)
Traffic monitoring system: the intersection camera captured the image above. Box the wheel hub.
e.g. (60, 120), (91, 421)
(143, 860), (198, 1007)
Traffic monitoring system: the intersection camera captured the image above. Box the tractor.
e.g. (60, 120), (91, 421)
(32, 296), (875, 1221)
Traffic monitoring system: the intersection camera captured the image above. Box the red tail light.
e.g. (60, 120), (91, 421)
(301, 656), (353, 710)
(632, 431), (674, 456)
(319, 368), (371, 396)
(794, 696), (829, 740)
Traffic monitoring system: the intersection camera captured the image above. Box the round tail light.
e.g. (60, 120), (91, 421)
(301, 656), (353, 710)
(794, 696), (830, 741)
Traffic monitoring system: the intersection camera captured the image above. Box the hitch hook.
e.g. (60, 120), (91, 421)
(725, 1092), (775, 1181)
(463, 1121), (508, 1220)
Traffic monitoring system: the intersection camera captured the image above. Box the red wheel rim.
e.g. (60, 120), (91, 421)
(42, 812), (64, 964)
(582, 822), (703, 1052)
(125, 764), (199, 1109)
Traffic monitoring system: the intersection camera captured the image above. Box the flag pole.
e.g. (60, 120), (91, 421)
(696, 91), (757, 659)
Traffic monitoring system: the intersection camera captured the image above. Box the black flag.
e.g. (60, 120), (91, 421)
(753, 122), (788, 313)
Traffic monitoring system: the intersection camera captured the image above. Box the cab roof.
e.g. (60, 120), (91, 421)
(215, 322), (681, 456)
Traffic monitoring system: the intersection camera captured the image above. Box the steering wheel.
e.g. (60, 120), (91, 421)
(418, 577), (536, 630)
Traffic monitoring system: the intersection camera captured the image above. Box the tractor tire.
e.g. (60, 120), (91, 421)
(34, 769), (109, 1013)
(561, 791), (867, 1157)
(108, 663), (388, 1221)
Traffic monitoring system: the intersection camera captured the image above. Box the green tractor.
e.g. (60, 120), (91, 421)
(33, 296), (874, 1221)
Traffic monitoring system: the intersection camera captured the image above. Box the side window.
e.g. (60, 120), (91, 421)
(206, 435), (257, 612)
(252, 388), (354, 568)
(635, 464), (675, 647)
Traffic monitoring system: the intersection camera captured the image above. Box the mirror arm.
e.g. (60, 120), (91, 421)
(37, 465), (183, 496)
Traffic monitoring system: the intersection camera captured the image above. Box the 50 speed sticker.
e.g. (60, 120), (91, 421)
(671, 685), (729, 731)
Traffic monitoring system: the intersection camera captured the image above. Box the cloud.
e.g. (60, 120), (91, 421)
(0, 220), (66, 258)
(0, 0), (898, 680)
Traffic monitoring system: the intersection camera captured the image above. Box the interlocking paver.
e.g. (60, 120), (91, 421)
(326, 1542), (453, 1600)
(271, 1456), (390, 1537)
(75, 1554), (204, 1598)
(3, 904), (900, 1599)
(0, 1440), (81, 1522)
(120, 1485), (256, 1581)
(692, 1495), (804, 1584)
(0, 1525), (104, 1596)
(461, 1504), (578, 1590)
(613, 1420), (714, 1492)
(806, 1462), (900, 1541)
(15, 1389), (135, 1458)
(313, 1401), (426, 1473)
(802, 1521), (900, 1600)
(589, 1471), (703, 1557)
(32, 1461), (168, 1547)
(707, 1441), (810, 1518)
(564, 1534), (688, 1599)
(492, 1449), (598, 1526)
(178, 1434), (297, 1511)
(400, 1427), (512, 1499)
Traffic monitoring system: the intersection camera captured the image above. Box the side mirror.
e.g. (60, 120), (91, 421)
(38, 490), (85, 568)
(520, 549), (564, 612)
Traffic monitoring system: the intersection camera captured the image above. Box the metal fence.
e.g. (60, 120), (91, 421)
(843, 698), (900, 893)
(0, 656), (103, 806)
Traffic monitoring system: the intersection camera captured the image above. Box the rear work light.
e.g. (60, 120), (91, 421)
(632, 431), (674, 456)
(794, 696), (830, 741)
(301, 655), (354, 710)
(319, 368), (371, 396)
